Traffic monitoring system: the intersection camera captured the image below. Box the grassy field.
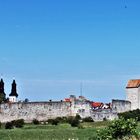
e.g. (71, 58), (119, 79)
(0, 121), (139, 140)
(0, 122), (109, 140)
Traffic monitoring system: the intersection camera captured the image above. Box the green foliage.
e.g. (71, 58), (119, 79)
(66, 116), (75, 124)
(83, 117), (94, 122)
(66, 115), (80, 127)
(5, 119), (24, 129)
(75, 114), (81, 120)
(60, 117), (68, 123)
(97, 117), (138, 140)
(47, 119), (53, 124)
(51, 119), (59, 125)
(32, 119), (40, 125)
(70, 118), (80, 127)
(47, 118), (59, 125)
(5, 122), (14, 129)
(14, 119), (25, 128)
(103, 117), (107, 121)
(0, 93), (6, 103)
(118, 109), (140, 121)
(0, 122), (2, 128)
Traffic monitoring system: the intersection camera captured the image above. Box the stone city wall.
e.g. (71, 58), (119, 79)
(0, 102), (71, 123)
(91, 109), (118, 121)
(112, 99), (131, 113)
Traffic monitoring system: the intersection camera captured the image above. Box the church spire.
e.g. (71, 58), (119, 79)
(0, 78), (6, 102)
(9, 80), (18, 97)
(0, 78), (4, 93)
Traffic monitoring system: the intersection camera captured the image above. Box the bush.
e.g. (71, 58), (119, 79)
(14, 119), (24, 128)
(103, 117), (107, 121)
(55, 117), (63, 123)
(55, 117), (68, 123)
(5, 122), (14, 129)
(32, 119), (40, 125)
(97, 117), (138, 140)
(75, 114), (81, 120)
(0, 122), (2, 128)
(83, 117), (94, 122)
(47, 119), (53, 124)
(67, 116), (75, 124)
(5, 119), (25, 129)
(118, 109), (140, 121)
(51, 119), (59, 125)
(47, 118), (59, 125)
(70, 118), (80, 127)
(61, 117), (68, 123)
(11, 119), (25, 128)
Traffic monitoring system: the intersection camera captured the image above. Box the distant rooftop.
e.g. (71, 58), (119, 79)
(126, 79), (140, 88)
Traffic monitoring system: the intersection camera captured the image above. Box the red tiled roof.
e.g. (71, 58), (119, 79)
(91, 102), (103, 108)
(126, 79), (140, 88)
(64, 98), (71, 102)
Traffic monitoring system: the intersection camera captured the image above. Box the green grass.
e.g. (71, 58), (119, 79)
(0, 121), (113, 140)
(0, 123), (98, 140)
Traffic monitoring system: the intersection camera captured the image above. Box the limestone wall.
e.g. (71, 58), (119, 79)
(126, 88), (140, 110)
(112, 99), (131, 113)
(91, 109), (118, 121)
(70, 100), (91, 118)
(0, 102), (71, 123)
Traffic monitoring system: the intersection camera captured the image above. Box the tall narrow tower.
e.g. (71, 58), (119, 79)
(9, 80), (18, 102)
(126, 79), (140, 110)
(0, 79), (6, 102)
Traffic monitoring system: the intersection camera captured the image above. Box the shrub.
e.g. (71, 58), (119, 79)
(47, 119), (53, 124)
(0, 122), (2, 128)
(83, 117), (94, 122)
(14, 119), (24, 128)
(5, 122), (14, 129)
(51, 119), (59, 125)
(97, 117), (138, 140)
(47, 119), (59, 125)
(70, 118), (80, 127)
(118, 109), (140, 121)
(103, 117), (107, 121)
(75, 114), (81, 120)
(55, 117), (62, 123)
(66, 116), (75, 124)
(61, 117), (68, 123)
(32, 119), (40, 125)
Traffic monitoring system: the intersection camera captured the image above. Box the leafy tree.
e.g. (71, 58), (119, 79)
(118, 109), (140, 121)
(0, 93), (6, 103)
(97, 117), (138, 140)
(24, 98), (29, 103)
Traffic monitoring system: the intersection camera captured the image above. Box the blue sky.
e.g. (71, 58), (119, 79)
(0, 0), (140, 102)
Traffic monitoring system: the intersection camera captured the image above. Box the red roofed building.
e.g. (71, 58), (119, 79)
(126, 79), (140, 110)
(64, 98), (71, 102)
(91, 102), (103, 110)
(126, 79), (140, 88)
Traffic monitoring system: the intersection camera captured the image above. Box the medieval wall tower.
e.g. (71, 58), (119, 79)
(126, 79), (140, 110)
